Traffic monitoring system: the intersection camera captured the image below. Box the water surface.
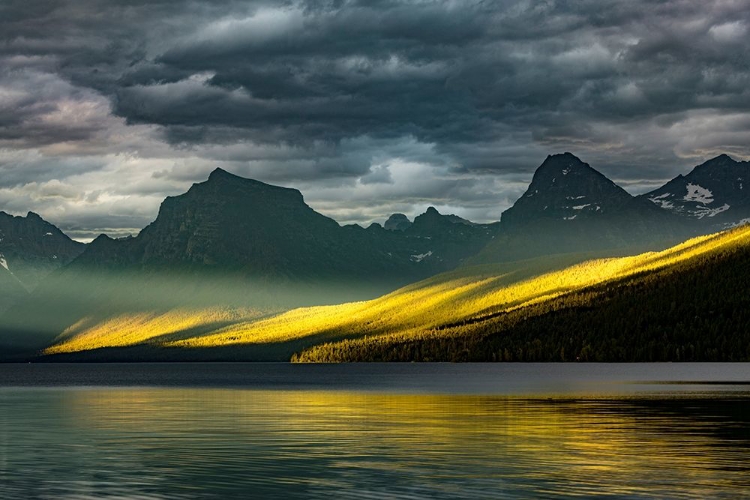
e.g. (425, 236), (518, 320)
(1, 363), (749, 498)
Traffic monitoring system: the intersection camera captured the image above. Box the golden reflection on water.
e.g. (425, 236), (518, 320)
(1, 388), (746, 499)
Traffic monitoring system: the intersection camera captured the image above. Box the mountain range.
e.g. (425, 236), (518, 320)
(72, 168), (497, 286)
(471, 153), (693, 263)
(1, 152), (748, 359)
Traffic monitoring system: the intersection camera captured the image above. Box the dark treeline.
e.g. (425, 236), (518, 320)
(295, 241), (750, 362)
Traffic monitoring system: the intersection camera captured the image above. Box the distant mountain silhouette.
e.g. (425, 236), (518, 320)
(384, 213), (412, 231)
(642, 154), (750, 228)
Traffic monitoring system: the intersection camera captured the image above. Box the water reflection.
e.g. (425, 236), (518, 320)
(1, 388), (750, 498)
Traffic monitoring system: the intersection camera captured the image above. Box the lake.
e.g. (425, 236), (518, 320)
(1, 363), (749, 498)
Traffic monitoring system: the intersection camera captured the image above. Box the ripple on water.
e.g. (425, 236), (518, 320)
(1, 387), (750, 499)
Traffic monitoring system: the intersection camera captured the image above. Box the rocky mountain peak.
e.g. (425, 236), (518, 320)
(643, 154), (749, 224)
(501, 153), (632, 226)
(384, 213), (412, 231)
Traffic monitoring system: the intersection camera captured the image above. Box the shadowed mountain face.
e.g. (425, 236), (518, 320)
(74, 169), (494, 284)
(0, 212), (85, 315)
(501, 153), (633, 226)
(474, 153), (694, 264)
(0, 211), (85, 291)
(643, 154), (750, 228)
(384, 213), (412, 232)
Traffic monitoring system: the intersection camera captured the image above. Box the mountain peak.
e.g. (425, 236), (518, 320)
(536, 152), (587, 175)
(0, 210), (85, 291)
(642, 154), (749, 223)
(711, 153), (733, 161)
(501, 154), (632, 226)
(697, 154), (737, 170)
(384, 213), (412, 231)
(547, 151), (582, 161)
(202, 168), (303, 197)
(207, 167), (240, 181)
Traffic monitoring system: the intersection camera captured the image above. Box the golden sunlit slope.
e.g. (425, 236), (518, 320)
(297, 225), (750, 362)
(43, 307), (270, 355)
(42, 252), (594, 356)
(44, 225), (750, 359)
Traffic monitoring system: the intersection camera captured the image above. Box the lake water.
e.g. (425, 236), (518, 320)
(1, 363), (749, 499)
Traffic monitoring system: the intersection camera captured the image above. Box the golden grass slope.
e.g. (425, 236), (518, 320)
(44, 225), (750, 357)
(43, 307), (271, 355)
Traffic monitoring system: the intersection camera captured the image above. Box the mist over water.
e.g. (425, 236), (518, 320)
(1, 363), (749, 499)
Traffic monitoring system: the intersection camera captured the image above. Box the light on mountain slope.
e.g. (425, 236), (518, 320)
(44, 225), (750, 356)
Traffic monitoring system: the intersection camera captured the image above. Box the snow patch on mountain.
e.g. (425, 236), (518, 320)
(410, 251), (433, 262)
(684, 184), (714, 204)
(650, 199), (675, 210)
(695, 203), (730, 219)
(0, 253), (7, 271)
(650, 193), (671, 200)
(727, 218), (750, 228)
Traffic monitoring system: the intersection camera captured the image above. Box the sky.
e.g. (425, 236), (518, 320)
(1, 0), (749, 241)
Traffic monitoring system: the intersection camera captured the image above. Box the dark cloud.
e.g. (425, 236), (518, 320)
(1, 0), (750, 235)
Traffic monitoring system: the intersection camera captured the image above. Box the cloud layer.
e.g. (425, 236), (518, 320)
(1, 0), (750, 239)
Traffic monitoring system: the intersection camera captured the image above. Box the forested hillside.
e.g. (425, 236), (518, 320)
(294, 226), (750, 362)
(41, 225), (749, 361)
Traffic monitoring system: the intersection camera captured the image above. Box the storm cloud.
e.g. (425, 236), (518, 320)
(1, 0), (749, 239)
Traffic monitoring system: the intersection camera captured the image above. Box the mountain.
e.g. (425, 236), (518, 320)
(384, 213), (412, 231)
(642, 154), (750, 228)
(400, 207), (497, 266)
(473, 153), (692, 263)
(0, 169), (496, 356)
(0, 211), (85, 291)
(501, 152), (634, 226)
(73, 168), (392, 281)
(71, 169), (493, 283)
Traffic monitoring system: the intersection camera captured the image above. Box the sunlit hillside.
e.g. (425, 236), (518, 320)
(43, 307), (270, 355)
(44, 224), (750, 360)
